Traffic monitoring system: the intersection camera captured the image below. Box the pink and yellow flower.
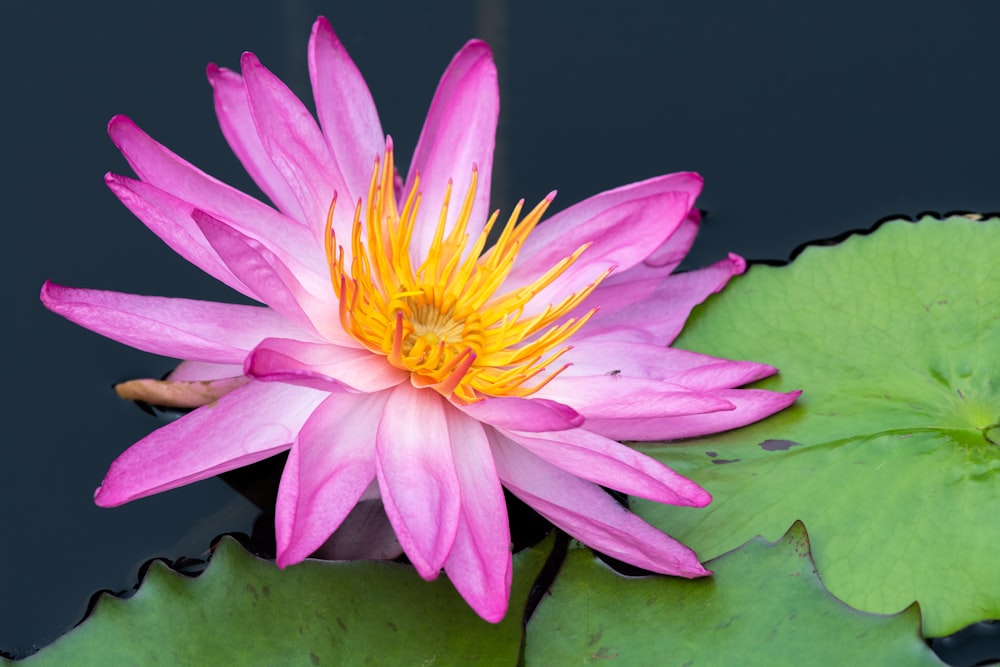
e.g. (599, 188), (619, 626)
(41, 17), (797, 621)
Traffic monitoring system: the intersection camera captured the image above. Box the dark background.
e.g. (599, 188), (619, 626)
(3, 0), (999, 656)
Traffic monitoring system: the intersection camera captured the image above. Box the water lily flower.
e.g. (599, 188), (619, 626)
(41, 17), (798, 622)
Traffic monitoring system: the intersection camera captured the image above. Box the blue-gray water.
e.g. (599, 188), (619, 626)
(3, 0), (999, 659)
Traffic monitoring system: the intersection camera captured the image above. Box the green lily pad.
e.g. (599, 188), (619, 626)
(632, 216), (1000, 637)
(18, 535), (553, 665)
(525, 522), (943, 666)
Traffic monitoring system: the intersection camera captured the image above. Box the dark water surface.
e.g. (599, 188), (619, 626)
(3, 0), (999, 657)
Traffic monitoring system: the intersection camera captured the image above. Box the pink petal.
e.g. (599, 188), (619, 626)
(536, 375), (733, 420)
(245, 337), (405, 393)
(561, 340), (778, 389)
(375, 384), (460, 579)
(40, 282), (310, 364)
(94, 382), (326, 506)
(105, 173), (252, 298)
(309, 17), (385, 204)
(501, 181), (699, 318)
(442, 410), (511, 623)
(274, 433), (302, 553)
(240, 52), (349, 242)
(208, 64), (305, 221)
(603, 208), (701, 285)
(107, 174), (328, 296)
(668, 360), (779, 391)
(616, 388), (802, 441)
(275, 391), (385, 566)
(193, 210), (346, 343)
(167, 361), (244, 381)
(108, 116), (311, 241)
(499, 427), (710, 506)
(645, 208), (701, 267)
(505, 173), (701, 283)
(576, 253), (746, 345)
(458, 396), (582, 432)
(406, 40), (498, 259)
(492, 434), (710, 577)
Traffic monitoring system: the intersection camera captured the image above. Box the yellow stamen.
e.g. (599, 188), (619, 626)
(326, 147), (608, 404)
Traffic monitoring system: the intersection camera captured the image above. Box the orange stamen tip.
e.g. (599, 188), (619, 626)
(434, 348), (476, 397)
(389, 310), (405, 366)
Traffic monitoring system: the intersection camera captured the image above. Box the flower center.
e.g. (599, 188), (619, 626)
(325, 147), (609, 403)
